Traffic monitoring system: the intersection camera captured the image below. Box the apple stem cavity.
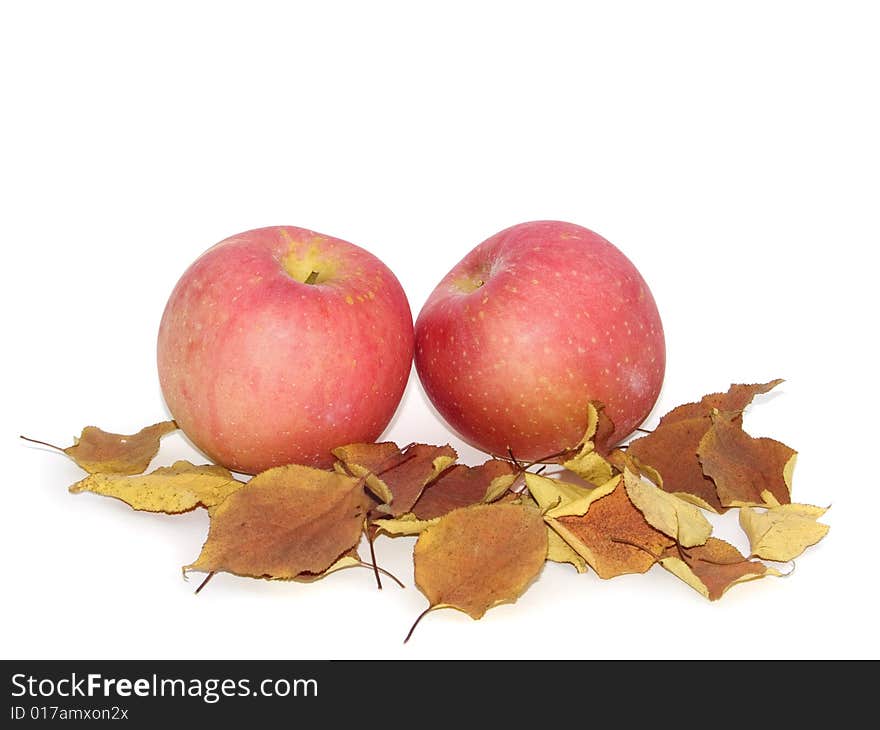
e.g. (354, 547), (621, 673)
(19, 434), (65, 452)
(304, 270), (321, 285)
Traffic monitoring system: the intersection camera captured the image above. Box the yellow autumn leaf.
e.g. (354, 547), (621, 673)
(671, 492), (721, 513)
(571, 400), (616, 451)
(580, 401), (602, 444)
(524, 472), (619, 518)
(546, 528), (588, 573)
(482, 472), (519, 503)
(69, 460), (241, 513)
(373, 513), (439, 536)
(739, 504), (830, 562)
(623, 469), (712, 547)
(562, 449), (614, 486)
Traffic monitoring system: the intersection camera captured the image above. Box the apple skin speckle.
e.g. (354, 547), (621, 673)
(414, 220), (665, 459)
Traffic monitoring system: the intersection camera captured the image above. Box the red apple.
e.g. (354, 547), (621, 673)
(414, 220), (665, 460)
(157, 225), (414, 473)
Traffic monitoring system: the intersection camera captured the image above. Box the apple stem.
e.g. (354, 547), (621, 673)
(194, 571), (215, 594)
(634, 427), (653, 434)
(304, 270), (320, 285)
(20, 435), (66, 452)
(404, 606), (435, 644)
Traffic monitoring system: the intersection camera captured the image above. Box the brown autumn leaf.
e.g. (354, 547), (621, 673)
(185, 464), (372, 580)
(26, 421), (178, 475)
(626, 380), (782, 512)
(659, 538), (781, 600)
(548, 478), (674, 579)
(697, 410), (796, 508)
(333, 442), (457, 517)
(70, 460), (242, 513)
(410, 459), (518, 521)
(408, 502), (547, 638)
(663, 379), (784, 425)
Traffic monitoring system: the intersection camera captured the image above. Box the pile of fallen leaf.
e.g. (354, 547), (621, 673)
(24, 379), (828, 641)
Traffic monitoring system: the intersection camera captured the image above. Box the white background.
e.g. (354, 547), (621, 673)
(2, 1), (878, 660)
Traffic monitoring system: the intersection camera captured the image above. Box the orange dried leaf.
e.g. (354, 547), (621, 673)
(333, 442), (457, 516)
(412, 460), (518, 520)
(697, 410), (796, 508)
(185, 464), (371, 580)
(51, 421), (177, 475)
(70, 460), (241, 514)
(549, 479), (674, 579)
(411, 503), (547, 626)
(660, 538), (779, 600)
(626, 380), (782, 512)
